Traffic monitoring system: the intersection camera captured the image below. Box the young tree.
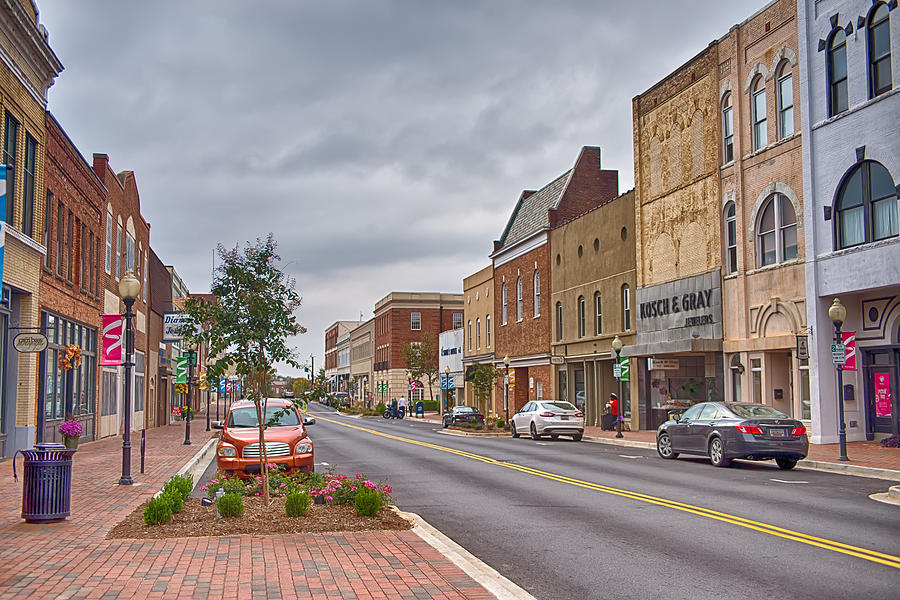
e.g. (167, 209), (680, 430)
(179, 235), (303, 505)
(400, 332), (439, 404)
(471, 363), (503, 414)
(292, 377), (311, 398)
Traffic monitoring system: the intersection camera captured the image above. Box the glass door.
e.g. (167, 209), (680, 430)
(864, 349), (898, 437)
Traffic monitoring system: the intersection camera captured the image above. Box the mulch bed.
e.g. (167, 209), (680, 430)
(107, 497), (412, 539)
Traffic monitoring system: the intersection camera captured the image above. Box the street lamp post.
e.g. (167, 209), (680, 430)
(611, 335), (624, 439)
(184, 348), (195, 445)
(503, 355), (511, 425)
(118, 270), (140, 485)
(208, 357), (217, 427)
(828, 298), (850, 461)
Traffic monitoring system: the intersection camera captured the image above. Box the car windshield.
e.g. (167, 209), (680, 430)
(542, 402), (577, 411)
(727, 403), (789, 419)
(454, 407), (475, 414)
(228, 405), (300, 428)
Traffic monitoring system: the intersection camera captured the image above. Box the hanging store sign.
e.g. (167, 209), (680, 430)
(796, 334), (809, 361)
(648, 358), (680, 370)
(13, 332), (48, 353)
(163, 311), (190, 342)
(100, 314), (123, 365)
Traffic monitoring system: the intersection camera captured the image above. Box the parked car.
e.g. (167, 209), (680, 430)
(656, 401), (808, 469)
(510, 401), (584, 441)
(213, 399), (315, 478)
(332, 392), (351, 408)
(442, 405), (484, 428)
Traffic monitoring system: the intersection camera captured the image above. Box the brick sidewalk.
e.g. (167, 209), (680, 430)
(0, 403), (495, 600)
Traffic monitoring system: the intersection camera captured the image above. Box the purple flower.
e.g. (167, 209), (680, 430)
(58, 420), (83, 437)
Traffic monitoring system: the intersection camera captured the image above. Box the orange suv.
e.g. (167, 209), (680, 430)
(213, 399), (315, 477)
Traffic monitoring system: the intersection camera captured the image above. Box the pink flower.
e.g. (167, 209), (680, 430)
(325, 495), (333, 501)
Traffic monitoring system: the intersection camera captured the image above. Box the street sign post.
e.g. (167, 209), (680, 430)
(613, 363), (621, 379)
(831, 343), (846, 366)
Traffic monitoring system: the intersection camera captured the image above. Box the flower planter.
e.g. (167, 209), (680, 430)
(62, 435), (79, 450)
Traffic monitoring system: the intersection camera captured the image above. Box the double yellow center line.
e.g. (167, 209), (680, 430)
(315, 414), (900, 570)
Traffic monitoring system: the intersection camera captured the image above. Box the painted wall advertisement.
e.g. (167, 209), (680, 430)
(874, 373), (891, 417)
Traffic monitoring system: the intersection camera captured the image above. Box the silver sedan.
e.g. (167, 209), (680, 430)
(510, 401), (584, 441)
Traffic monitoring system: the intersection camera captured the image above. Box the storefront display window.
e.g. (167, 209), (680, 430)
(799, 358), (811, 420)
(751, 359), (762, 404)
(42, 311), (97, 421)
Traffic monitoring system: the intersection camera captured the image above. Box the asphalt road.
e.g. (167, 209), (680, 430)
(200, 404), (900, 600)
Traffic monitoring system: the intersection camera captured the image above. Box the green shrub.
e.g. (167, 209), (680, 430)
(497, 417), (505, 428)
(376, 402), (386, 413)
(203, 472), (253, 497)
(163, 474), (194, 500)
(144, 496), (173, 525)
(421, 400), (439, 412)
(285, 492), (311, 517)
(217, 492), (244, 518)
(160, 490), (184, 513)
(354, 488), (382, 516)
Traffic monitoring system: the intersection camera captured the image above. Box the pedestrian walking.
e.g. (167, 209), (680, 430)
(398, 396), (407, 416)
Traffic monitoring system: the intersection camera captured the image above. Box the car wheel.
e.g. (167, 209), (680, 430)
(776, 458), (798, 470)
(550, 433), (559, 440)
(443, 420), (449, 428)
(572, 433), (583, 442)
(708, 437), (731, 467)
(530, 422), (541, 440)
(510, 421), (519, 438)
(656, 433), (679, 459)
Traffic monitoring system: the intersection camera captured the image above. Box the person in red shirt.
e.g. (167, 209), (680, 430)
(608, 393), (619, 417)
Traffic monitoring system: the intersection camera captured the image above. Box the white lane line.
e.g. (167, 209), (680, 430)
(770, 478), (808, 484)
(618, 455), (643, 459)
(535, 442), (550, 446)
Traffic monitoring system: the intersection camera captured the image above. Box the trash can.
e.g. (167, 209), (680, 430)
(13, 443), (77, 523)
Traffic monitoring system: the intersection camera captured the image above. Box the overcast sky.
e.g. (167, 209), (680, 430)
(38, 0), (765, 377)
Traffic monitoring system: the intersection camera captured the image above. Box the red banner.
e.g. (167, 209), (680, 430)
(100, 314), (123, 366)
(874, 373), (891, 417)
(841, 331), (856, 371)
(171, 406), (182, 417)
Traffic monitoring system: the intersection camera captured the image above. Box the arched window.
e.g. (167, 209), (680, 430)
(476, 318), (481, 349)
(556, 302), (563, 342)
(828, 28), (848, 116)
(516, 277), (523, 321)
(578, 295), (586, 338)
(501, 283), (507, 325)
(622, 285), (631, 331)
(486, 315), (491, 348)
(722, 93), (734, 163)
(724, 201), (737, 274)
(835, 161), (898, 248)
(776, 61), (794, 139)
(533, 270), (540, 317)
(751, 76), (767, 151)
(868, 3), (892, 98)
(757, 194), (797, 266)
(594, 292), (603, 335)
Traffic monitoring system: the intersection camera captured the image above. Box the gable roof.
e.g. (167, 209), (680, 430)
(494, 170), (571, 253)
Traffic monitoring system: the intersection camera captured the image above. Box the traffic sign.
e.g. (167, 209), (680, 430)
(831, 344), (846, 365)
(613, 364), (622, 379)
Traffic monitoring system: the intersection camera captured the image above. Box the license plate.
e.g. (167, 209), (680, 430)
(561, 416), (569, 420)
(770, 428), (786, 437)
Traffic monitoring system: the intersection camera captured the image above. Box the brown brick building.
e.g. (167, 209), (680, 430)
(38, 112), (105, 443)
(372, 292), (463, 408)
(491, 147), (618, 414)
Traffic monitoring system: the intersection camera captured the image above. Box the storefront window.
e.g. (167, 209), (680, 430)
(43, 312), (97, 420)
(730, 355), (743, 402)
(751, 358), (762, 404)
(574, 368), (585, 410)
(799, 358), (811, 420)
(558, 369), (568, 403)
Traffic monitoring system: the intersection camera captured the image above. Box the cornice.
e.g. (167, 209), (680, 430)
(0, 0), (63, 105)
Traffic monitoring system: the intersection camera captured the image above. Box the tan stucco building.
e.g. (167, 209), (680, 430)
(462, 265), (496, 417)
(349, 318), (374, 407)
(550, 189), (636, 427)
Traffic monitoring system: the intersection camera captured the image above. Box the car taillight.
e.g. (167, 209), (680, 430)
(735, 424), (763, 435)
(539, 412), (555, 417)
(791, 426), (807, 436)
(575, 412), (584, 418)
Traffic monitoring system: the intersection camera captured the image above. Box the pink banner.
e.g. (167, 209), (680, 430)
(100, 314), (123, 366)
(842, 331), (856, 371)
(874, 373), (891, 417)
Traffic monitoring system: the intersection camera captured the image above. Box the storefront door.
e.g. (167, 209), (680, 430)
(863, 349), (898, 437)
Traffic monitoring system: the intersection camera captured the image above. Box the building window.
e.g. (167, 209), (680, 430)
(516, 277), (523, 321)
(143, 253), (148, 301)
(751, 76), (767, 151)
(577, 295), (585, 338)
(757, 194), (797, 266)
(533, 270), (540, 317)
(43, 313), (97, 421)
(116, 223), (123, 279)
(126, 232), (135, 271)
(828, 28), (849, 116)
(486, 314), (491, 348)
(869, 3), (892, 98)
(56, 200), (64, 277)
(453, 312), (462, 329)
(105, 212), (112, 273)
(88, 232), (95, 296)
(134, 351), (145, 412)
(501, 283), (507, 325)
(80, 223), (88, 291)
(751, 358), (762, 404)
(43, 191), (52, 270)
(66, 211), (74, 282)
(3, 113), (17, 227)
(622, 285), (631, 330)
(595, 292), (602, 335)
(776, 62), (794, 139)
(835, 160), (898, 248)
(410, 311), (421, 330)
(725, 201), (738, 273)
(467, 321), (472, 350)
(722, 93), (734, 164)
(476, 318), (481, 349)
(22, 134), (36, 236)
(556, 302), (563, 342)
(729, 355), (743, 403)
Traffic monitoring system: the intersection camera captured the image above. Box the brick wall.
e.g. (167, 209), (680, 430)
(493, 244), (551, 359)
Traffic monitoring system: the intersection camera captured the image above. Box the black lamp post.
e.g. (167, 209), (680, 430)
(612, 335), (624, 439)
(207, 357), (215, 430)
(184, 348), (195, 445)
(828, 298), (849, 461)
(503, 355), (510, 425)
(118, 269), (140, 485)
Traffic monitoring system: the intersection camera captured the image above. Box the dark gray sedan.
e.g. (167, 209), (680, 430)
(656, 402), (808, 469)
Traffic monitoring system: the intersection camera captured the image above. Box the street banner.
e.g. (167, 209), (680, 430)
(874, 373), (891, 417)
(219, 378), (226, 393)
(619, 357), (630, 382)
(842, 331), (856, 371)
(508, 368), (516, 386)
(100, 314), (123, 365)
(226, 381), (232, 393)
(0, 165), (6, 287)
(175, 355), (188, 384)
(198, 371), (207, 390)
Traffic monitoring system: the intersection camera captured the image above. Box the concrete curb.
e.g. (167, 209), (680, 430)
(154, 438), (217, 498)
(583, 435), (655, 450)
(438, 429), (511, 438)
(868, 485), (900, 506)
(397, 508), (536, 600)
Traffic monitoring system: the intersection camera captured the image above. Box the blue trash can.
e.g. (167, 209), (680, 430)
(13, 443), (77, 523)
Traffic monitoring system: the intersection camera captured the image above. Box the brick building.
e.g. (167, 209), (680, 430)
(491, 146), (618, 414)
(92, 154), (151, 439)
(372, 292), (463, 408)
(0, 0), (62, 458)
(148, 249), (172, 428)
(324, 320), (358, 393)
(39, 112), (105, 443)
